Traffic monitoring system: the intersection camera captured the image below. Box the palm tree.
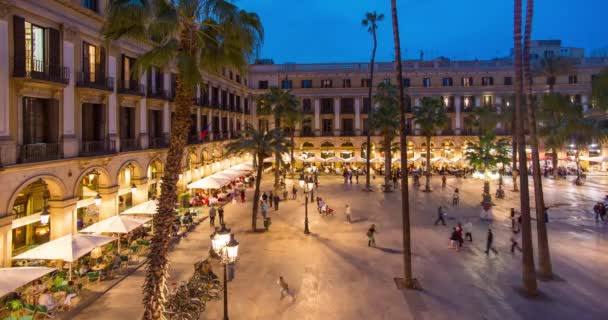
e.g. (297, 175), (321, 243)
(283, 108), (303, 178)
(522, 0), (553, 280)
(465, 134), (510, 207)
(370, 83), (400, 192)
(592, 68), (608, 110)
(257, 87), (300, 189)
(535, 56), (574, 93)
(562, 110), (608, 184)
(539, 94), (576, 179)
(514, 0), (538, 296)
(412, 97), (448, 192)
(225, 126), (290, 230)
(465, 106), (501, 138)
(362, 11), (384, 191)
(102, 1), (263, 318)
(390, 0), (415, 289)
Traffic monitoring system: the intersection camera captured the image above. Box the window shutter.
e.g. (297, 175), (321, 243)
(48, 99), (60, 143)
(82, 42), (90, 74)
(97, 46), (105, 83)
(48, 28), (60, 73)
(13, 16), (26, 76)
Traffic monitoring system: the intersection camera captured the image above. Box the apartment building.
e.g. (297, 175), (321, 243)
(0, 0), (253, 266)
(248, 57), (608, 163)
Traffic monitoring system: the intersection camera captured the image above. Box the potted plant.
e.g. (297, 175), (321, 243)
(5, 299), (24, 318)
(179, 192), (191, 209)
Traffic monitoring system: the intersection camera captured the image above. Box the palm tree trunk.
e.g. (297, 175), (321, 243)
(512, 118), (519, 191)
(365, 29), (378, 191)
(384, 135), (392, 192)
(391, 0), (414, 289)
(523, 0), (552, 280)
(514, 0), (539, 296)
(142, 74), (193, 318)
(552, 147), (558, 179)
(425, 135), (432, 192)
(391, 0), (417, 289)
(290, 129), (295, 178)
(274, 115), (281, 190)
(252, 153), (263, 230)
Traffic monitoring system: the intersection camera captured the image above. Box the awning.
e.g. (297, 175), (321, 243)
(431, 157), (449, 163)
(0, 267), (57, 298)
(188, 176), (231, 189)
(121, 200), (158, 215)
(80, 215), (151, 234)
(304, 156), (326, 163)
(370, 157), (385, 163)
(12, 234), (115, 263)
(580, 156), (608, 162)
(232, 163), (254, 171)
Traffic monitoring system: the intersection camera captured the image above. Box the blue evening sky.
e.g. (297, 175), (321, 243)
(239, 0), (607, 63)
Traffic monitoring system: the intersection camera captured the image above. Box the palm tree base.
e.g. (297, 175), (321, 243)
(394, 277), (422, 290)
(422, 188), (432, 193)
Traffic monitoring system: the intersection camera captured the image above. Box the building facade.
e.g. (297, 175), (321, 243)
(0, 0), (607, 267)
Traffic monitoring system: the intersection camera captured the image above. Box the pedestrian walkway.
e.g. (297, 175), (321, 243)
(68, 174), (608, 320)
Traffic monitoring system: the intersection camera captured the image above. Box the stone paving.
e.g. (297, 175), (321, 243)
(72, 174), (608, 320)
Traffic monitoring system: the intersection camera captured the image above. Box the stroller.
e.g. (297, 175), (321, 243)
(320, 204), (335, 216)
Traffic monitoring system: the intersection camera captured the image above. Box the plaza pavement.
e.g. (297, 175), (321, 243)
(72, 174), (608, 320)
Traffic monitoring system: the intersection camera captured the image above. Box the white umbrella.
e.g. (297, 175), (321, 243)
(13, 234), (115, 263)
(232, 163), (254, 170)
(80, 215), (151, 234)
(263, 157), (274, 163)
(222, 169), (248, 176)
(450, 156), (463, 163)
(188, 176), (230, 189)
(325, 156), (345, 162)
(370, 157), (385, 163)
(212, 172), (241, 180)
(0, 267), (56, 298)
(409, 156), (423, 162)
(431, 157), (449, 163)
(304, 156), (326, 163)
(392, 157), (401, 163)
(121, 200), (158, 215)
(227, 166), (252, 173)
(345, 156), (367, 163)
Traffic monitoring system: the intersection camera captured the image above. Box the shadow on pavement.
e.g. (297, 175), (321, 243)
(371, 246), (403, 254)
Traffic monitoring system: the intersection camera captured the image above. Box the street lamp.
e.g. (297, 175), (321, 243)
(40, 206), (50, 225)
(301, 177), (315, 234)
(210, 224), (238, 320)
(130, 183), (137, 194)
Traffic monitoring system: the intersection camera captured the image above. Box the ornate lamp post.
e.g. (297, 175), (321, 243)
(210, 224), (239, 320)
(299, 177), (315, 234)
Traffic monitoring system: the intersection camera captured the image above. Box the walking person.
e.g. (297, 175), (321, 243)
(274, 194), (280, 211)
(442, 175), (447, 189)
(345, 204), (352, 223)
(355, 171), (359, 184)
(367, 224), (378, 247)
(452, 188), (459, 205)
(392, 173), (398, 189)
(485, 229), (498, 255)
(269, 191), (274, 207)
(261, 200), (268, 219)
(240, 189), (245, 203)
(262, 192), (268, 203)
(464, 219), (473, 242)
(510, 230), (522, 253)
(456, 222), (464, 247)
(292, 185), (297, 200)
(277, 276), (294, 301)
(218, 207), (225, 225)
(283, 189), (288, 201)
(434, 206), (446, 226)
(510, 208), (516, 229)
(449, 227), (460, 251)
(209, 206), (217, 227)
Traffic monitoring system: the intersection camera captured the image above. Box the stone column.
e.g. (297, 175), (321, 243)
(208, 83), (213, 106)
(495, 96), (502, 130)
(582, 95), (589, 113)
(0, 8), (8, 139)
(454, 96), (461, 134)
(131, 177), (149, 205)
(218, 112), (223, 138)
(208, 110), (214, 140)
(139, 71), (149, 149)
(334, 97), (341, 136)
(98, 186), (119, 220)
(108, 55), (119, 148)
(0, 216), (13, 267)
(196, 108), (201, 141)
(475, 96), (481, 107)
(314, 98), (320, 136)
(355, 97), (361, 135)
(162, 102), (170, 143)
(251, 100), (258, 130)
(61, 25), (78, 157)
(48, 197), (78, 239)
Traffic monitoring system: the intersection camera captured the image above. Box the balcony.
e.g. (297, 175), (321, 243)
(445, 106), (455, 113)
(80, 140), (116, 156)
(13, 57), (69, 84)
(301, 130), (314, 137)
(302, 107), (314, 114)
(494, 128), (511, 135)
(440, 129), (454, 136)
(120, 138), (139, 152)
(321, 131), (333, 136)
(361, 106), (371, 114)
(341, 130), (355, 136)
(341, 106), (355, 114)
(147, 88), (166, 100)
(321, 107), (334, 114)
(18, 143), (61, 163)
(76, 72), (114, 91)
(166, 90), (175, 101)
(211, 99), (220, 108)
(148, 136), (167, 149)
(117, 80), (145, 96)
(188, 135), (200, 145)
